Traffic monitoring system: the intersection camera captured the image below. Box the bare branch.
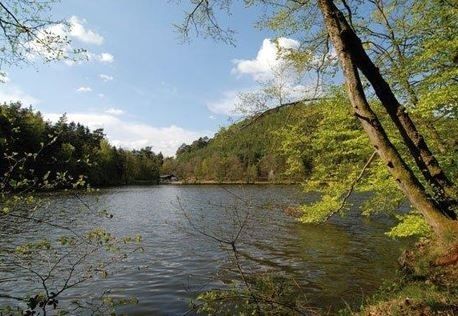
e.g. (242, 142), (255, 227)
(326, 151), (378, 221)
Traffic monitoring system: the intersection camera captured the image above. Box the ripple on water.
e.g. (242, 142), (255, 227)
(1, 185), (409, 314)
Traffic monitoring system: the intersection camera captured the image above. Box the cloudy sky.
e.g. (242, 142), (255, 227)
(0, 1), (307, 156)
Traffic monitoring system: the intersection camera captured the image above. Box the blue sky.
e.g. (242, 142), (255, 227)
(0, 1), (313, 156)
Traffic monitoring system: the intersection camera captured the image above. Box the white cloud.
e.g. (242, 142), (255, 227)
(99, 74), (114, 82)
(43, 112), (210, 156)
(25, 16), (111, 65)
(98, 53), (114, 63)
(98, 93), (105, 98)
(208, 80), (320, 116)
(209, 115), (216, 120)
(209, 37), (322, 116)
(68, 16), (104, 45)
(0, 85), (39, 105)
(67, 52), (114, 65)
(43, 16), (104, 45)
(76, 86), (92, 93)
(207, 90), (243, 116)
(105, 108), (124, 115)
(232, 37), (300, 81)
(207, 85), (313, 117)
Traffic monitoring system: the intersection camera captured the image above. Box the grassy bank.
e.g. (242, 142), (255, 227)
(351, 239), (458, 315)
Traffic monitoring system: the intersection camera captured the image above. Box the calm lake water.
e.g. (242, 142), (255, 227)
(0, 185), (409, 315)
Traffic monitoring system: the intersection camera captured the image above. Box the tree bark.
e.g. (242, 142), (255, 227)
(317, 0), (456, 235)
(324, 0), (456, 205)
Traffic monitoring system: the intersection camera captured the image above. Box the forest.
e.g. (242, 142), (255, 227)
(0, 102), (163, 188)
(0, 0), (457, 315)
(168, 94), (457, 188)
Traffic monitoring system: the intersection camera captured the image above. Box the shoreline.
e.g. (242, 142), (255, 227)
(161, 180), (301, 185)
(5, 182), (300, 197)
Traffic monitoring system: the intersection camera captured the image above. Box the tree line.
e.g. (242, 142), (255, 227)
(178, 0), (458, 238)
(166, 89), (457, 237)
(0, 102), (163, 189)
(163, 105), (309, 183)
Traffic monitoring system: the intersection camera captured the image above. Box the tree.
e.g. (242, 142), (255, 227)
(0, 102), (161, 188)
(319, 0), (456, 210)
(317, 0), (454, 235)
(0, 0), (85, 79)
(178, 0), (457, 237)
(0, 119), (142, 314)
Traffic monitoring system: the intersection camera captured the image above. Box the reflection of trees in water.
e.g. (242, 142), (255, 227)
(179, 187), (409, 313)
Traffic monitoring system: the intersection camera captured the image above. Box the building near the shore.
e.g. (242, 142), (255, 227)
(160, 174), (178, 183)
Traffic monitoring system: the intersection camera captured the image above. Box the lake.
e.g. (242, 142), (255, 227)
(0, 185), (409, 315)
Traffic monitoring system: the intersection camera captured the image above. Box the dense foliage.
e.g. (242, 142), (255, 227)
(167, 88), (457, 237)
(165, 104), (312, 183)
(0, 102), (162, 188)
(1, 0), (457, 313)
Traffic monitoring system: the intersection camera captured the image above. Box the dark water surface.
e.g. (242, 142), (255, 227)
(1, 185), (409, 315)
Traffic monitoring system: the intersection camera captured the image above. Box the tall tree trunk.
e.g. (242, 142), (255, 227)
(317, 0), (456, 235)
(322, 0), (456, 206)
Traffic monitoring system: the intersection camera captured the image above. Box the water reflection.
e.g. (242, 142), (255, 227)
(0, 185), (409, 314)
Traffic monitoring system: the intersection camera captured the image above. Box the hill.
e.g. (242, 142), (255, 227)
(162, 101), (326, 183)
